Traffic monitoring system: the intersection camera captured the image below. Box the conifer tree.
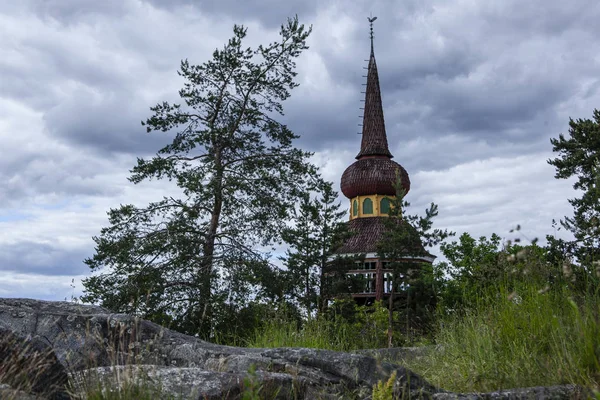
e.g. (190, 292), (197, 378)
(548, 109), (600, 269)
(82, 18), (315, 339)
(281, 181), (347, 316)
(377, 174), (453, 344)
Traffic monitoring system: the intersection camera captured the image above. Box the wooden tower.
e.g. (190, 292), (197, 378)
(337, 19), (435, 304)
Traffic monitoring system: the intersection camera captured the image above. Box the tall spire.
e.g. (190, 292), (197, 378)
(356, 16), (393, 160)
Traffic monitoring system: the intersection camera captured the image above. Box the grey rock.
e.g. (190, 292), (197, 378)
(0, 298), (437, 399)
(432, 384), (592, 400)
(0, 326), (70, 399)
(0, 383), (39, 400)
(354, 345), (439, 363)
(72, 366), (311, 399)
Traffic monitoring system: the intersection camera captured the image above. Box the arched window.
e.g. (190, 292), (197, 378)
(380, 197), (390, 214)
(352, 199), (358, 216)
(362, 198), (373, 214)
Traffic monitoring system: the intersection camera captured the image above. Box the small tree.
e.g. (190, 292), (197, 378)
(82, 18), (316, 339)
(377, 174), (453, 344)
(281, 181), (347, 317)
(548, 109), (600, 272)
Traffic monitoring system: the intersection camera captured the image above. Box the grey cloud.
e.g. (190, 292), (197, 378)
(293, 0), (599, 157)
(0, 146), (130, 208)
(0, 241), (89, 276)
(425, 81), (570, 134)
(142, 0), (321, 28)
(43, 89), (173, 155)
(480, 1), (600, 38)
(25, 0), (129, 23)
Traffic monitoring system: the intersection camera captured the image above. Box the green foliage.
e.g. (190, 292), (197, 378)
(436, 231), (565, 312)
(406, 281), (600, 392)
(372, 371), (396, 400)
(548, 109), (600, 267)
(242, 365), (262, 400)
(440, 232), (503, 280)
(248, 300), (390, 351)
(211, 301), (302, 346)
(81, 17), (316, 339)
(281, 181), (348, 316)
(377, 173), (454, 342)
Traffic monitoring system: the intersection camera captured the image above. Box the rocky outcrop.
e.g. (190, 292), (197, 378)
(0, 326), (70, 399)
(355, 346), (438, 363)
(0, 383), (39, 400)
(0, 298), (436, 399)
(0, 298), (592, 399)
(432, 385), (592, 400)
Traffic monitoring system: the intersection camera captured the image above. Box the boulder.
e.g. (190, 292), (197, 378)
(0, 326), (70, 399)
(355, 345), (439, 362)
(0, 298), (436, 399)
(432, 385), (592, 400)
(0, 383), (39, 400)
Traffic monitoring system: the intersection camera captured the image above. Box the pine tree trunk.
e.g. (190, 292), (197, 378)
(199, 146), (224, 337)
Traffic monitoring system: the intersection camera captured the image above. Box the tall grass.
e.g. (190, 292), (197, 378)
(405, 282), (600, 392)
(247, 280), (600, 393)
(249, 317), (359, 351)
(248, 301), (390, 351)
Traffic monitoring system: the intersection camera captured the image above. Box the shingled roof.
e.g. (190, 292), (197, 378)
(356, 41), (392, 159)
(341, 34), (410, 199)
(340, 157), (410, 199)
(335, 217), (431, 258)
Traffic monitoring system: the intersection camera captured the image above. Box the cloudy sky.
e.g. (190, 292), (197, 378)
(1, 0), (597, 301)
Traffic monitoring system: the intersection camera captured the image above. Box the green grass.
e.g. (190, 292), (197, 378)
(404, 283), (600, 392)
(248, 317), (354, 351)
(247, 301), (390, 351)
(247, 282), (600, 394)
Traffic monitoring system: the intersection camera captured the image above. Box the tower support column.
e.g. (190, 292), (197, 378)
(375, 259), (384, 301)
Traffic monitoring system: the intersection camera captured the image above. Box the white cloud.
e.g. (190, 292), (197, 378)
(0, 0), (594, 300)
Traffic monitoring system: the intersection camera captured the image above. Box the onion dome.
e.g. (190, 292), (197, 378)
(341, 158), (410, 198)
(340, 30), (410, 199)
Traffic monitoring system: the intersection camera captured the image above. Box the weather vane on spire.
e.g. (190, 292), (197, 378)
(368, 15), (377, 51)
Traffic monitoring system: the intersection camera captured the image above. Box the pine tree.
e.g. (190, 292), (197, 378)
(376, 173), (453, 344)
(81, 17), (316, 339)
(281, 181), (347, 316)
(548, 109), (600, 268)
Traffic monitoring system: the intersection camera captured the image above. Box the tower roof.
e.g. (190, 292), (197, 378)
(335, 217), (431, 258)
(356, 27), (392, 159)
(341, 157), (409, 198)
(341, 20), (410, 199)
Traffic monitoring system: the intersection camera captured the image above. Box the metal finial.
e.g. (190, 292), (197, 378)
(368, 15), (377, 52)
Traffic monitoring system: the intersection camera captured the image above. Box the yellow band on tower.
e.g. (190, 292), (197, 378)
(349, 194), (396, 220)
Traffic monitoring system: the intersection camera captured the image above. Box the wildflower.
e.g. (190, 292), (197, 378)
(562, 262), (572, 277)
(537, 285), (550, 294)
(508, 292), (522, 304)
(516, 249), (527, 260)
